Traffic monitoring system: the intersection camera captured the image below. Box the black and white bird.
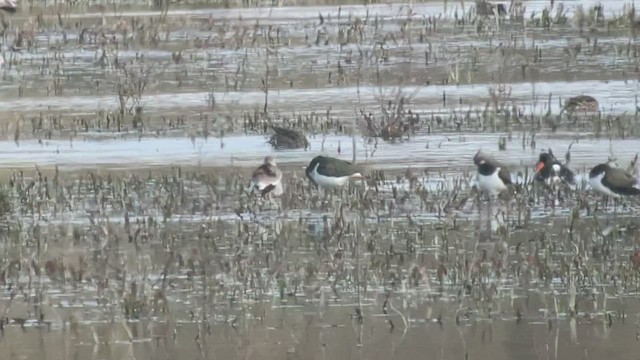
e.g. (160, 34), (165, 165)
(250, 155), (283, 198)
(0, 0), (16, 12)
(306, 155), (364, 189)
(534, 151), (576, 185)
(473, 151), (512, 197)
(589, 162), (640, 198)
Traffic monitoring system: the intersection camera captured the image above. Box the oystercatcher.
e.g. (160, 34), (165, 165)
(534, 151), (576, 185)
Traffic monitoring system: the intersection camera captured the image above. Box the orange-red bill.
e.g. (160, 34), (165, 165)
(535, 162), (545, 174)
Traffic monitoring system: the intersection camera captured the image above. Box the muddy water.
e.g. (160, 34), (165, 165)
(1, 304), (634, 360)
(0, 214), (636, 360)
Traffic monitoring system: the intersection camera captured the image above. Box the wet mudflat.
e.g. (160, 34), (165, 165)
(1, 0), (640, 359)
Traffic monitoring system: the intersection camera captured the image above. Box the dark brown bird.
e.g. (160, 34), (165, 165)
(475, 0), (507, 16)
(561, 95), (599, 114)
(268, 126), (309, 150)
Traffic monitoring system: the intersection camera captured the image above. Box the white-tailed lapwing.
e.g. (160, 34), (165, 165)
(473, 151), (512, 197)
(306, 155), (363, 189)
(589, 162), (640, 198)
(250, 155), (283, 198)
(534, 151), (575, 185)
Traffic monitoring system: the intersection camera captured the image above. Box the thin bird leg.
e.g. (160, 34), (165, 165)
(476, 191), (484, 238)
(487, 195), (494, 236)
(336, 187), (347, 210)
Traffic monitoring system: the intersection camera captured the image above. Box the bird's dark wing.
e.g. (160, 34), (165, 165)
(498, 167), (512, 185)
(270, 126), (309, 149)
(252, 164), (277, 178)
(559, 165), (576, 184)
(260, 184), (276, 197)
(318, 158), (362, 177)
(272, 126), (296, 137)
(603, 168), (640, 195)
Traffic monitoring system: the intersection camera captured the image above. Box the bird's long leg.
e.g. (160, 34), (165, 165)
(265, 192), (280, 212)
(320, 187), (328, 209)
(488, 195), (494, 237)
(552, 182), (559, 208)
(339, 186), (348, 211)
(476, 191), (483, 239)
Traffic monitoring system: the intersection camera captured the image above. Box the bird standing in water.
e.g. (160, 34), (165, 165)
(589, 162), (640, 198)
(588, 160), (640, 213)
(534, 151), (575, 185)
(473, 150), (513, 236)
(250, 156), (283, 199)
(305, 155), (365, 208)
(306, 155), (364, 190)
(473, 150), (512, 198)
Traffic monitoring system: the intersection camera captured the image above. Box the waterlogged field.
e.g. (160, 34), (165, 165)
(2, 0), (640, 359)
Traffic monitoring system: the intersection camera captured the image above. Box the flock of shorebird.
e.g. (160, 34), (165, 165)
(473, 150), (640, 199)
(249, 150), (640, 202)
(250, 155), (364, 198)
(1, 1), (634, 203)
(254, 95), (611, 203)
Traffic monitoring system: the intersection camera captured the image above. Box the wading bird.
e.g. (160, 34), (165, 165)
(589, 162), (640, 198)
(534, 150), (575, 185)
(473, 150), (512, 197)
(561, 95), (599, 116)
(473, 150), (513, 237)
(250, 156), (283, 198)
(268, 126), (310, 150)
(306, 155), (364, 190)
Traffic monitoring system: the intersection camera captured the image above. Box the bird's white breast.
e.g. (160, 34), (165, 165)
(477, 168), (507, 197)
(310, 164), (354, 189)
(589, 173), (620, 198)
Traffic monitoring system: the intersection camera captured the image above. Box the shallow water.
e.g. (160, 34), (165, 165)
(0, 79), (637, 115)
(0, 302), (635, 360)
(53, 0), (633, 22)
(0, 0), (636, 122)
(2, 131), (639, 173)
